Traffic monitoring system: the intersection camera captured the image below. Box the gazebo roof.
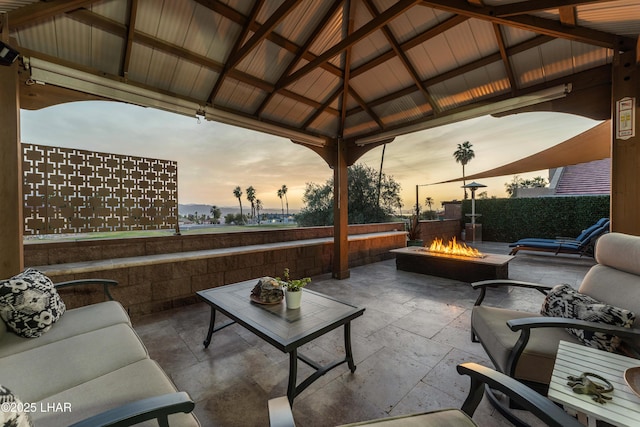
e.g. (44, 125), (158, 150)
(2, 1), (639, 149)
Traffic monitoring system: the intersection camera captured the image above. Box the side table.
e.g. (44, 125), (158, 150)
(548, 340), (640, 427)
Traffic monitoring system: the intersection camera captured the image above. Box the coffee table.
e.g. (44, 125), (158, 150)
(197, 280), (365, 403)
(548, 340), (640, 427)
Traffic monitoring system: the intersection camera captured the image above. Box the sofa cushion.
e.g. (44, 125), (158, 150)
(0, 384), (33, 427)
(541, 284), (635, 352)
(0, 301), (130, 359)
(0, 269), (66, 338)
(2, 323), (148, 402)
(31, 359), (199, 427)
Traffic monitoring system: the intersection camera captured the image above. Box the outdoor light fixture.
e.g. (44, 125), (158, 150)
(355, 84), (573, 146)
(27, 57), (327, 147)
(0, 41), (19, 66)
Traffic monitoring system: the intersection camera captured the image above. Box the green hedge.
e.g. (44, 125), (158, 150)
(461, 196), (610, 242)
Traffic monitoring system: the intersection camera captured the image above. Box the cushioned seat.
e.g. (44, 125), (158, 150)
(471, 232), (640, 424)
(2, 323), (149, 402)
(31, 359), (200, 427)
(0, 301), (129, 358)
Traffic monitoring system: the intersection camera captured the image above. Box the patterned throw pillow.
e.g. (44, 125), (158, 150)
(0, 385), (33, 427)
(541, 284), (635, 352)
(0, 269), (66, 338)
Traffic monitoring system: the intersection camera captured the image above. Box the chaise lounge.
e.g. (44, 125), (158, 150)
(508, 218), (609, 256)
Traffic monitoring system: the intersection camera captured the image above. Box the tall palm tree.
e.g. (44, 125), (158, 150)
(280, 185), (289, 216)
(233, 186), (243, 217)
(255, 199), (263, 224)
(277, 189), (284, 222)
(453, 141), (475, 199)
(246, 186), (256, 221)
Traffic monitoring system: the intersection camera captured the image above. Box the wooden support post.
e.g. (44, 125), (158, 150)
(0, 17), (24, 278)
(333, 138), (350, 279)
(611, 49), (640, 235)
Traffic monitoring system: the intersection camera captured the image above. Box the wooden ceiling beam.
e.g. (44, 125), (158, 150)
(208, 0), (264, 103)
(121, 0), (138, 80)
(493, 0), (616, 17)
(348, 87), (384, 130)
(339, 0), (355, 137)
(493, 24), (517, 95)
(195, 0), (343, 79)
(280, 0), (421, 88)
(303, 88), (342, 129)
(422, 0), (635, 51)
(363, 0), (439, 113)
(353, 64), (612, 141)
(7, 0), (99, 28)
(347, 34), (553, 117)
(558, 6), (577, 27)
(256, 0), (345, 117)
(350, 14), (468, 79)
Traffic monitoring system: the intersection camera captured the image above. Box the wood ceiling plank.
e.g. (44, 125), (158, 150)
(7, 0), (99, 28)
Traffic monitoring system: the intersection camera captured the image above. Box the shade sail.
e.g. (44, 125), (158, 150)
(436, 120), (611, 184)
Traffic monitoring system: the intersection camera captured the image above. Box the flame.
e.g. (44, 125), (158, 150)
(427, 237), (484, 258)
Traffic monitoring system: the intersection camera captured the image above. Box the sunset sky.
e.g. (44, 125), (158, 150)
(20, 101), (601, 213)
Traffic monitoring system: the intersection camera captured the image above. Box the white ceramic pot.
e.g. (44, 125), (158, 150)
(284, 289), (302, 309)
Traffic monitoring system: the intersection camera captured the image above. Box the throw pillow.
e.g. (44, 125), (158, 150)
(0, 269), (66, 338)
(0, 385), (33, 427)
(541, 284), (635, 352)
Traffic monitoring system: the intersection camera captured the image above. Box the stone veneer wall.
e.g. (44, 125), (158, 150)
(25, 223), (406, 318)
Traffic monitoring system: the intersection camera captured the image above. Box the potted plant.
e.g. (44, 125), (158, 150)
(278, 268), (311, 309)
(407, 215), (424, 247)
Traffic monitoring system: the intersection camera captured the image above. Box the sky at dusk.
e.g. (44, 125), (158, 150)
(20, 101), (601, 213)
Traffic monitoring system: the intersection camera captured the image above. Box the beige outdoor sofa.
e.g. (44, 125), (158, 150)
(0, 276), (199, 427)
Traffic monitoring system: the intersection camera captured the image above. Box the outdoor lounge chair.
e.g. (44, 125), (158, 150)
(471, 232), (640, 426)
(268, 362), (582, 427)
(508, 218), (609, 256)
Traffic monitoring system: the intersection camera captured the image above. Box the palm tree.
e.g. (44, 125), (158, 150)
(255, 199), (263, 224)
(453, 141), (475, 199)
(281, 185), (289, 216)
(425, 197), (433, 212)
(210, 205), (221, 224)
(246, 186), (256, 221)
(233, 186), (243, 217)
(277, 188), (284, 222)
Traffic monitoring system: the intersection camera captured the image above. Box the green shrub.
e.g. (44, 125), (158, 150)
(461, 196), (609, 242)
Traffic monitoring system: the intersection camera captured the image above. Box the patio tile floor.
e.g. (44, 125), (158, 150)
(133, 242), (596, 426)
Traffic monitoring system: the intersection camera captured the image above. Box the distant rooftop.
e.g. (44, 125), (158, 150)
(553, 158), (610, 196)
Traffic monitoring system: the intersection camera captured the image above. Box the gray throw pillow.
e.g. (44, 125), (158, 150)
(541, 284), (635, 352)
(0, 269), (66, 338)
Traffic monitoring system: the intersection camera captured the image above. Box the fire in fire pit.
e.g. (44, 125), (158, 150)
(425, 237), (485, 258)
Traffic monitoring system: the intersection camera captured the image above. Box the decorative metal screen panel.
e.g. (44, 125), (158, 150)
(23, 143), (178, 234)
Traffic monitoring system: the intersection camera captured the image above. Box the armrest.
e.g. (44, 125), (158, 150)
(268, 396), (296, 427)
(508, 316), (640, 339)
(458, 363), (582, 427)
(471, 280), (553, 306)
(55, 279), (118, 301)
(68, 392), (195, 427)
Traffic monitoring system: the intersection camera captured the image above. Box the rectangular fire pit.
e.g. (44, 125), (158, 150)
(390, 247), (514, 282)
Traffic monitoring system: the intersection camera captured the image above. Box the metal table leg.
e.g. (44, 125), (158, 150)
(344, 322), (356, 373)
(287, 349), (298, 404)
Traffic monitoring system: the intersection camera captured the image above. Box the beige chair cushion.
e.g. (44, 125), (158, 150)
(2, 323), (148, 402)
(0, 301), (130, 358)
(339, 409), (475, 426)
(472, 306), (581, 384)
(31, 359), (200, 427)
